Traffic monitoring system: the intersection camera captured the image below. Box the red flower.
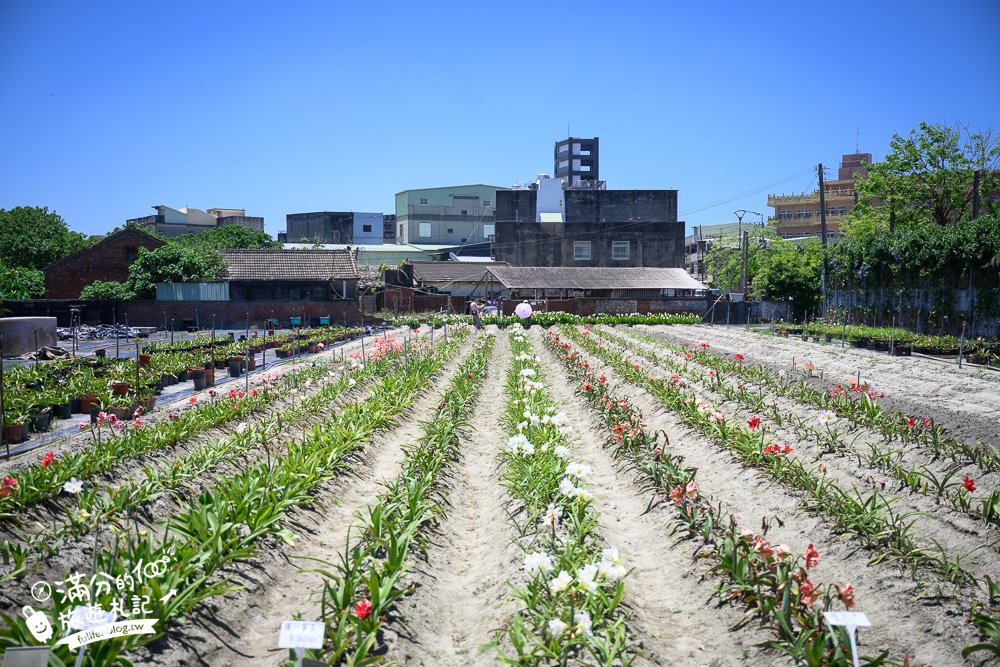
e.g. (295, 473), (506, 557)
(41, 451), (55, 467)
(699, 342), (709, 349)
(0, 476), (17, 497)
(249, 388), (258, 397)
(905, 417), (916, 429)
(582, 382), (594, 392)
(598, 375), (607, 384)
(169, 412), (180, 421)
(921, 416), (931, 427)
(963, 475), (976, 493)
(633, 364), (641, 371)
(837, 583), (855, 609)
(747, 416), (762, 429)
(805, 543), (819, 569)
(799, 578), (820, 606)
(734, 353), (744, 362)
(467, 373), (473, 379)
(355, 598), (373, 620)
(783, 444), (794, 454)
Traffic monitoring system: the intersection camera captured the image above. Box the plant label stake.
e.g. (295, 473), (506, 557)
(823, 611), (870, 667)
(278, 621), (324, 667)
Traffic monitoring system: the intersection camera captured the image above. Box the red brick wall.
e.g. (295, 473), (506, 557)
(44, 229), (164, 299)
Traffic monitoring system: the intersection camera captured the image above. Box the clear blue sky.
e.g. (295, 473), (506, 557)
(2, 0), (998, 239)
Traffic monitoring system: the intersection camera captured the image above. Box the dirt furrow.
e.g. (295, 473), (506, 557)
(661, 324), (1000, 449)
(555, 326), (982, 666)
(385, 327), (520, 667)
(529, 328), (775, 666)
(605, 326), (1000, 576)
(125, 332), (476, 667)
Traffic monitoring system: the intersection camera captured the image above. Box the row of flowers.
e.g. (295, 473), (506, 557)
(496, 327), (634, 665)
(299, 332), (495, 664)
(601, 327), (998, 530)
(560, 326), (988, 608)
(0, 333), (469, 663)
(542, 330), (871, 665)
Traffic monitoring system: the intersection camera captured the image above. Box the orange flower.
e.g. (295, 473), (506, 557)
(799, 578), (820, 606)
(0, 476), (17, 497)
(805, 543), (819, 569)
(41, 451), (55, 467)
(836, 583), (855, 609)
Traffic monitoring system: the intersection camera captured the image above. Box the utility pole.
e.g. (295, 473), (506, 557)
(818, 163), (828, 316)
(741, 230), (749, 296)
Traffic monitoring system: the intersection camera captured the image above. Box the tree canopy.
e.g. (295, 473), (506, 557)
(0, 260), (46, 301)
(123, 245), (226, 299)
(0, 206), (94, 271)
(172, 224), (281, 251)
(847, 121), (999, 238)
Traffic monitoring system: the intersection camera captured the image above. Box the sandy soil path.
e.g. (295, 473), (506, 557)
(385, 327), (521, 666)
(555, 325), (983, 666)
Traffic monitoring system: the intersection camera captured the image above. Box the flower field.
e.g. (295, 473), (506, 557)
(1, 320), (999, 666)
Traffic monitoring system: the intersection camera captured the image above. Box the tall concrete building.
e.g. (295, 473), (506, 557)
(285, 212), (385, 245)
(554, 137), (601, 188)
(494, 177), (684, 268)
(394, 184), (506, 245)
(767, 152), (872, 240)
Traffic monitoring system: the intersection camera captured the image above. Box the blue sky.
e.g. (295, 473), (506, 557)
(2, 0), (998, 239)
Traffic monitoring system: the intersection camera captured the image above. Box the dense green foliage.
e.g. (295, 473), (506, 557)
(0, 206), (94, 271)
(0, 260), (46, 301)
(753, 238), (822, 312)
(80, 279), (135, 300)
(172, 224), (281, 251)
(124, 244), (227, 299)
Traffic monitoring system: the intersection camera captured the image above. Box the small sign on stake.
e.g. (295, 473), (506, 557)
(823, 611), (871, 667)
(278, 621), (325, 667)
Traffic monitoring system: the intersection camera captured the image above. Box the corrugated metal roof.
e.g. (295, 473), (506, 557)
(219, 249), (359, 281)
(486, 267), (707, 290)
(410, 261), (511, 283)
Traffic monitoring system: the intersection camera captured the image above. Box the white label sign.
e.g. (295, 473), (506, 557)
(823, 611), (871, 627)
(278, 621), (325, 649)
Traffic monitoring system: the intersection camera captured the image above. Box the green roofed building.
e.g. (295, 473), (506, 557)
(395, 184), (508, 246)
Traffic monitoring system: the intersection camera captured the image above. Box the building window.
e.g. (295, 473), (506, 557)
(419, 222), (431, 238)
(399, 225), (404, 237)
(801, 209), (811, 219)
(362, 224), (372, 233)
(573, 241), (591, 260)
(419, 198), (428, 205)
(460, 210), (467, 215)
(483, 224), (495, 238)
(125, 246), (138, 264)
(446, 228), (454, 234)
(483, 200), (491, 207)
(612, 241), (630, 260)
(827, 207), (836, 216)
(837, 206), (847, 216)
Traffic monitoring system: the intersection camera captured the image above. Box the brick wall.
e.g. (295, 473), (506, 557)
(43, 228), (164, 299)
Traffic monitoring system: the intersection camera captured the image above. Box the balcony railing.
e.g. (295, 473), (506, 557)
(767, 188), (857, 205)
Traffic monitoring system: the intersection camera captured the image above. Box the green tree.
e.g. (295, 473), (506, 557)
(752, 238), (823, 314)
(849, 121), (1000, 237)
(0, 206), (94, 270)
(0, 260), (46, 300)
(125, 245), (226, 299)
(173, 224), (281, 251)
(703, 228), (773, 292)
(80, 280), (134, 300)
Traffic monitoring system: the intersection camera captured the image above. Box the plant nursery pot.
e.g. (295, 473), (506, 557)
(204, 368), (215, 387)
(247, 356), (256, 371)
(893, 345), (911, 357)
(177, 369), (189, 382)
(203, 361), (214, 370)
(95, 348), (107, 358)
(3, 423), (23, 445)
(192, 374), (207, 391)
(20, 423), (29, 441)
(108, 405), (129, 421)
(89, 407), (100, 424)
(307, 344), (318, 354)
(70, 398), (81, 414)
(214, 359), (227, 370)
(111, 382), (130, 395)
(54, 402), (73, 420)
(32, 410), (52, 432)
(138, 354), (152, 367)
(228, 359), (243, 377)
(79, 394), (99, 413)
(825, 333), (834, 342)
(142, 396), (156, 411)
